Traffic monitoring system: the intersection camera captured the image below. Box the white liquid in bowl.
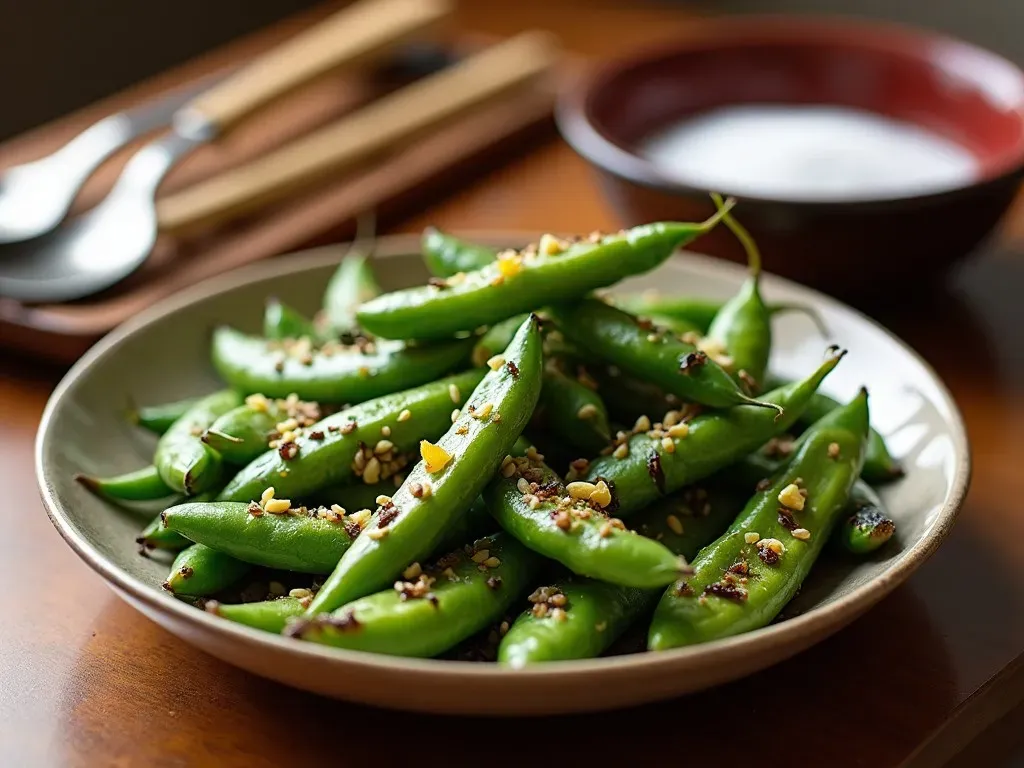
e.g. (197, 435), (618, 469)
(640, 105), (979, 201)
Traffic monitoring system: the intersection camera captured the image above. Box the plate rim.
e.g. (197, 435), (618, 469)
(35, 232), (972, 683)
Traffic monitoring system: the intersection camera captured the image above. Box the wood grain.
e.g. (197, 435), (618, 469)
(3, 0), (1024, 765)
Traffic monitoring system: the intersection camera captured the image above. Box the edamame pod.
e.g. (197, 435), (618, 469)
(306, 315), (543, 615)
(291, 533), (542, 656)
(648, 390), (869, 650)
(218, 369), (486, 504)
(584, 349), (844, 517)
(208, 596), (305, 634)
(137, 513), (190, 552)
(155, 390), (242, 495)
(212, 327), (473, 404)
(837, 482), (895, 555)
(358, 213), (732, 341)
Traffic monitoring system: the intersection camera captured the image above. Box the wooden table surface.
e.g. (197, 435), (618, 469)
(3, 1), (1024, 765)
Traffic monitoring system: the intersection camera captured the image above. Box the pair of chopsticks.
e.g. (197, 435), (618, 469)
(155, 24), (558, 235)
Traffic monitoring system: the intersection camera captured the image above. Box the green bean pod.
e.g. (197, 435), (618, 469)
(162, 543), (252, 597)
(137, 513), (190, 552)
(764, 376), (902, 483)
(155, 390), (242, 495)
(218, 369), (486, 504)
(836, 483), (896, 555)
(703, 195), (771, 391)
(208, 596), (305, 634)
(305, 315), (543, 615)
(648, 390), (869, 650)
(614, 295), (828, 337)
(471, 313), (530, 367)
(212, 327), (473, 404)
(75, 465), (172, 503)
(358, 213), (732, 341)
(202, 396), (322, 466)
(486, 456), (686, 588)
(161, 501), (360, 573)
(422, 227), (496, 278)
(263, 298), (318, 340)
(130, 397), (198, 436)
(534, 367), (611, 455)
(323, 252), (381, 333)
(585, 363), (682, 426)
(549, 299), (778, 411)
(584, 348), (845, 517)
(292, 532), (542, 656)
(497, 481), (743, 666)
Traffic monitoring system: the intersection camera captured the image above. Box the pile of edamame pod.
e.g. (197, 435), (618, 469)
(78, 196), (901, 665)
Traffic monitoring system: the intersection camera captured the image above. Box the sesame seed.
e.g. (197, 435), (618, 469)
(792, 528), (811, 541)
(759, 538), (785, 554)
(663, 410), (682, 427)
(475, 403), (494, 420)
(500, 458), (517, 477)
(367, 527), (389, 540)
(330, 504), (346, 516)
(567, 481), (597, 500)
(613, 443), (629, 460)
(589, 480), (612, 508)
(411, 481), (432, 499)
(778, 484), (806, 511)
(577, 403), (598, 420)
(264, 499), (291, 514)
(289, 588), (312, 599)
(380, 425), (391, 438)
(350, 509), (372, 527)
(744, 532), (760, 544)
(487, 355), (506, 371)
(245, 393), (269, 412)
(667, 423), (690, 439)
(538, 233), (564, 256)
(549, 593), (567, 607)
(633, 415), (651, 433)
(448, 384), (461, 403)
(828, 442), (841, 459)
(527, 496), (541, 510)
(450, 409), (460, 423)
(661, 436), (676, 453)
(375, 494), (392, 506)
(363, 457), (382, 484)
(260, 487), (275, 505)
(599, 522), (613, 538)
(526, 446), (544, 462)
(516, 477), (531, 494)
(551, 607), (567, 622)
(402, 562), (422, 580)
(483, 556), (501, 568)
(666, 514), (684, 535)
(398, 409), (411, 422)
(374, 439), (394, 456)
(471, 550), (490, 564)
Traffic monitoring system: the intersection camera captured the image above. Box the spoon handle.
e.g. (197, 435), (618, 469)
(156, 32), (559, 235)
(181, 0), (452, 135)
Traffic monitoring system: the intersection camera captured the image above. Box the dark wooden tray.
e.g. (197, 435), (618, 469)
(0, 8), (557, 362)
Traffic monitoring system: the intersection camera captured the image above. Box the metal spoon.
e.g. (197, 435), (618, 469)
(0, 75), (224, 245)
(0, 0), (450, 303)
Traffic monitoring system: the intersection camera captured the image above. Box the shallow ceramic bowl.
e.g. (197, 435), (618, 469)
(37, 234), (969, 715)
(557, 15), (1024, 295)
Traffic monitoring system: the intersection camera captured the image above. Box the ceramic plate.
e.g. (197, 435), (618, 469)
(36, 234), (969, 715)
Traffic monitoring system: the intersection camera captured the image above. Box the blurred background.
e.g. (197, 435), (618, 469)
(3, 0), (1020, 142)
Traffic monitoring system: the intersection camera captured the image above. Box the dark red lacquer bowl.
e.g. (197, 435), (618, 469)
(557, 16), (1024, 294)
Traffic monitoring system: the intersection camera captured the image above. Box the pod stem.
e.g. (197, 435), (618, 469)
(740, 396), (785, 420)
(710, 192), (760, 278)
(771, 302), (831, 338)
(698, 194), (737, 233)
